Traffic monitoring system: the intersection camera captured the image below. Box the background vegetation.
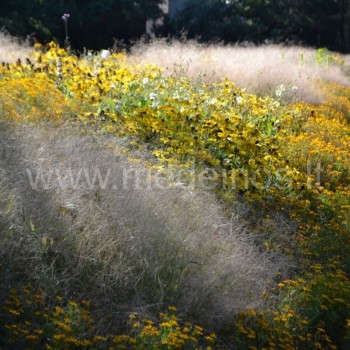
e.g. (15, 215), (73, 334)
(0, 0), (163, 49)
(170, 0), (350, 52)
(1, 0), (350, 52)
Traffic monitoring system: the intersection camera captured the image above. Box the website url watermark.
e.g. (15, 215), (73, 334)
(25, 160), (324, 192)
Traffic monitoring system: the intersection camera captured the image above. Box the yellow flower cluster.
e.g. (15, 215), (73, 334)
(0, 42), (301, 195)
(0, 288), (217, 350)
(0, 70), (78, 123)
(1, 286), (95, 349)
(127, 306), (217, 349)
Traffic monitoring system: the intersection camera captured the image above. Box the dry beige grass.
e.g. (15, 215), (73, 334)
(0, 121), (288, 328)
(130, 39), (350, 103)
(0, 31), (32, 63)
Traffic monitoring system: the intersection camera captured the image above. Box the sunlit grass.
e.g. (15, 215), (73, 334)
(0, 31), (31, 63)
(0, 121), (283, 329)
(130, 39), (350, 103)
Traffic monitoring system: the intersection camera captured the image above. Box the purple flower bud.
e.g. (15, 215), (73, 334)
(62, 13), (70, 21)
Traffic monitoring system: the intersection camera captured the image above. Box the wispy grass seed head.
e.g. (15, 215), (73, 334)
(0, 30), (31, 63)
(0, 122), (287, 328)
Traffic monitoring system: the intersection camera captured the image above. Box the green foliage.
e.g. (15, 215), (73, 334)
(0, 0), (164, 49)
(173, 0), (348, 52)
(277, 265), (350, 349)
(1, 0), (350, 52)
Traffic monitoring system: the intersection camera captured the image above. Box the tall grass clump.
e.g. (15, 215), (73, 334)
(0, 30), (31, 63)
(130, 39), (350, 103)
(0, 121), (285, 330)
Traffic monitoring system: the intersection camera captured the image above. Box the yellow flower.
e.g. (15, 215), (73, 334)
(53, 333), (66, 341)
(26, 335), (39, 341)
(204, 332), (217, 343)
(93, 335), (107, 341)
(68, 301), (78, 308)
(7, 308), (21, 316)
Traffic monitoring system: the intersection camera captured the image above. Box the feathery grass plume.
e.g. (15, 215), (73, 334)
(0, 30), (31, 63)
(130, 39), (350, 103)
(0, 121), (287, 329)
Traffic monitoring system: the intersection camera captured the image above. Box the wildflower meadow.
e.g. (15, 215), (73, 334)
(0, 33), (349, 349)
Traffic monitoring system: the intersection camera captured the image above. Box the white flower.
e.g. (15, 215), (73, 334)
(100, 50), (111, 59)
(209, 98), (217, 105)
(142, 77), (149, 85)
(291, 85), (298, 92)
(275, 84), (286, 97)
(236, 96), (243, 104)
(149, 92), (157, 100)
(275, 90), (282, 97)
